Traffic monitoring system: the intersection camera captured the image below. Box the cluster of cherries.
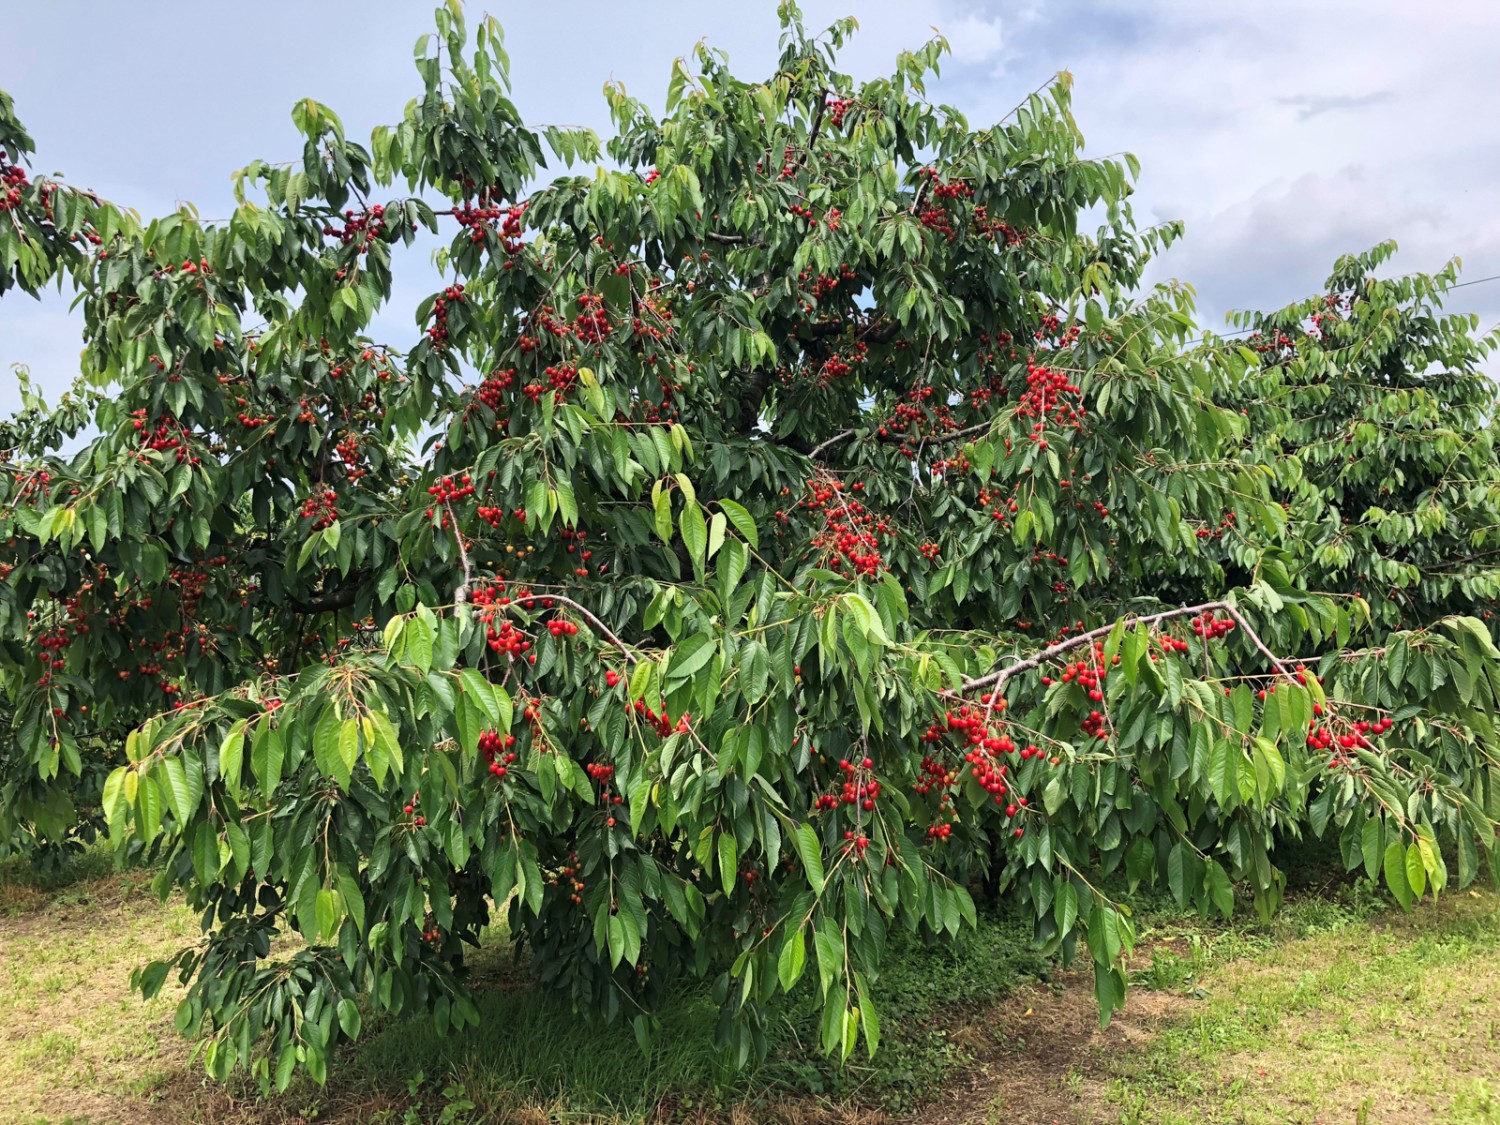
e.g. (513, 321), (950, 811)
(1195, 509), (1239, 541)
(0, 160), (31, 212)
(628, 291), (675, 352)
(522, 363), (579, 404)
(801, 262), (859, 303)
(321, 203), (387, 250)
(130, 410), (199, 465)
(157, 257), (212, 276)
(425, 473), (476, 515)
(1015, 360), (1085, 445)
(479, 729), (518, 778)
(554, 851), (586, 904)
(876, 385), (962, 461)
(793, 477), (889, 577)
(972, 204), (1026, 245)
(451, 198), (527, 253)
(915, 703), (1052, 840)
(625, 698), (684, 739)
(299, 490), (339, 530)
(915, 168), (975, 242)
(1191, 612), (1236, 640)
(474, 367), (514, 414)
(1312, 712), (1394, 769)
(233, 397), (273, 429)
(585, 762), (625, 826)
(334, 433), (366, 482)
(424, 283), (466, 349)
(825, 95), (854, 128)
(572, 294), (613, 345)
(813, 339), (868, 384)
(811, 755), (882, 813)
(402, 790), (426, 827)
(470, 582), (537, 663)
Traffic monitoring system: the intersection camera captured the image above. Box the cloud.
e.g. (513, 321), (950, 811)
(939, 13), (1005, 64)
(1278, 90), (1394, 121)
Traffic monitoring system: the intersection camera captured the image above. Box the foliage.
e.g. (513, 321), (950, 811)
(1224, 241), (1500, 632)
(1, 0), (1497, 1094)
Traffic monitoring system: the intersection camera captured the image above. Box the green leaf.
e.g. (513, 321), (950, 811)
(652, 483), (673, 542)
(681, 498), (708, 572)
(1053, 878), (1079, 935)
(794, 823), (826, 893)
(1361, 817), (1383, 881)
(777, 927), (807, 991)
(718, 832), (738, 892)
(813, 923), (842, 996)
(218, 721), (247, 799)
(337, 997), (362, 1039)
(1205, 860), (1234, 919)
(159, 756), (196, 825)
(720, 498), (758, 547)
(1384, 840), (1413, 909)
(667, 633), (715, 683)
(1405, 841), (1427, 900)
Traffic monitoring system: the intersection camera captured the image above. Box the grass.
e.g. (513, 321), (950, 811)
(1096, 884), (1500, 1124)
(1, 844), (1497, 1125)
(0, 847), (201, 1124)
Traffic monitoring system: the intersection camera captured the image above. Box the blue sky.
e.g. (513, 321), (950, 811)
(3, 0), (1497, 414)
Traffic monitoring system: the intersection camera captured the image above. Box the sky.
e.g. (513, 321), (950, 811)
(2, 0), (1498, 416)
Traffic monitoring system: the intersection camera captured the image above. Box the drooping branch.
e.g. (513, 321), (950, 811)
(955, 600), (1294, 696)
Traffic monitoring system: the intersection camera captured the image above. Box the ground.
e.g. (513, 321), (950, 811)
(2, 853), (1497, 1125)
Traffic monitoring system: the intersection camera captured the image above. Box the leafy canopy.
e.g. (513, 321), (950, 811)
(2, 0), (1498, 1092)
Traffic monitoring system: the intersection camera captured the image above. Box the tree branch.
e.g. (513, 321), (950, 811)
(953, 600), (1294, 696)
(445, 499), (473, 606)
(705, 231), (760, 246)
(808, 420), (993, 460)
(525, 594), (641, 664)
(288, 584), (360, 615)
(736, 368), (775, 434)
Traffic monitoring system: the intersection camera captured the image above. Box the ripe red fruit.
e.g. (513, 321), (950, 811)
(605, 670), (620, 687)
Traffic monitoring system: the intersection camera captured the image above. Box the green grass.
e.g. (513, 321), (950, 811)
(316, 907), (1048, 1122)
(1096, 883), (1500, 1125)
(5, 844), (1499, 1125)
